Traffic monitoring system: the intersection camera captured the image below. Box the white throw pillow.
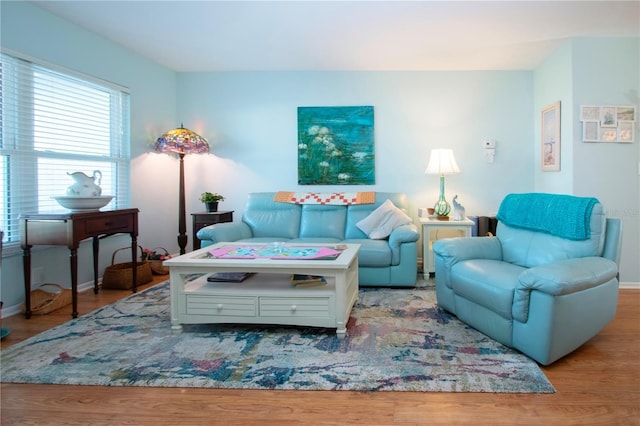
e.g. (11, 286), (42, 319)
(356, 199), (412, 239)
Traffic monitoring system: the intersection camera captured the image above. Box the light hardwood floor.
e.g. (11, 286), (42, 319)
(1, 275), (638, 425)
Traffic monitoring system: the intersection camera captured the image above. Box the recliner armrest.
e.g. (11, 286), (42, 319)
(433, 237), (503, 291)
(196, 222), (253, 244)
(433, 236), (503, 265)
(513, 256), (619, 322)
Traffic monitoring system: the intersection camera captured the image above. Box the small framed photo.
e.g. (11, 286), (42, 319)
(599, 127), (617, 142)
(580, 105), (600, 122)
(600, 106), (617, 128)
(617, 106), (636, 122)
(583, 121), (599, 142)
(541, 101), (561, 171)
(618, 121), (635, 143)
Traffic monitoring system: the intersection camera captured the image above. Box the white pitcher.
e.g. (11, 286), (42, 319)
(66, 170), (103, 197)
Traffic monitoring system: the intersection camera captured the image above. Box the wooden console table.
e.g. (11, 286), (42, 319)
(20, 208), (139, 319)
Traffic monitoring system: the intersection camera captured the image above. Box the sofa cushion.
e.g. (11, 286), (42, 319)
(299, 205), (347, 239)
(451, 259), (525, 320)
(243, 193), (301, 239)
(356, 199), (412, 239)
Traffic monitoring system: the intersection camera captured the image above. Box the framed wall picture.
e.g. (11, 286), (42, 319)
(583, 121), (599, 142)
(617, 106), (636, 121)
(580, 106), (600, 121)
(599, 127), (617, 142)
(618, 121), (634, 142)
(580, 105), (636, 143)
(541, 101), (561, 172)
(600, 106), (617, 128)
(297, 106), (375, 185)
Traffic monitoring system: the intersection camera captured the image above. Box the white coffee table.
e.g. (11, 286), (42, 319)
(164, 243), (360, 337)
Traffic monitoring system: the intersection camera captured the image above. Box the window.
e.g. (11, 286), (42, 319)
(0, 52), (131, 253)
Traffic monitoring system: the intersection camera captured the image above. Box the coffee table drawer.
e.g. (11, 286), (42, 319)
(186, 295), (257, 317)
(259, 297), (331, 318)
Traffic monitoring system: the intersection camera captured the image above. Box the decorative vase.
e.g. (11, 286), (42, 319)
(205, 202), (219, 212)
(433, 175), (451, 216)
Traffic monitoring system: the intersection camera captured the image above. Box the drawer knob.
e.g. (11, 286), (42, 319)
(216, 304), (223, 310)
(291, 305), (297, 312)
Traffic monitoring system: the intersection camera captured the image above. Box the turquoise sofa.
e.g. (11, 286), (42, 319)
(196, 192), (420, 287)
(433, 193), (622, 365)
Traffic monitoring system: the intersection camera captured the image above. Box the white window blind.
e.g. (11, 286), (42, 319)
(0, 52), (131, 251)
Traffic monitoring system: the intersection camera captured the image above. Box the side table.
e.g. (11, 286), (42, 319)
(20, 208), (139, 318)
(420, 217), (474, 278)
(191, 211), (234, 250)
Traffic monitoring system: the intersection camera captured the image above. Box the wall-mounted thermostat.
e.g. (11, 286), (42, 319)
(483, 140), (496, 163)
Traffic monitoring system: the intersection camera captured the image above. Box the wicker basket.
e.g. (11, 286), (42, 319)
(147, 247), (171, 275)
(102, 246), (153, 290)
(21, 283), (72, 315)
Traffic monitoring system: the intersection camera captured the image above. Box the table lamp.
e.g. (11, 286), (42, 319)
(155, 124), (209, 255)
(425, 148), (460, 217)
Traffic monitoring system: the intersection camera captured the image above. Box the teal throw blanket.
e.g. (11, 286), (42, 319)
(496, 193), (599, 240)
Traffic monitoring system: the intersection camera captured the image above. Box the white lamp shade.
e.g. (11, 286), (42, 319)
(425, 149), (461, 175)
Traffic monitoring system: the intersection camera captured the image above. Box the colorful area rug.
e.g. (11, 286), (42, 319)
(0, 282), (554, 393)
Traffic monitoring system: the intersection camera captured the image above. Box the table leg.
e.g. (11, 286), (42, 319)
(169, 269), (183, 331)
(69, 248), (79, 318)
(334, 271), (347, 338)
(131, 234), (138, 293)
(92, 236), (100, 294)
(22, 247), (32, 319)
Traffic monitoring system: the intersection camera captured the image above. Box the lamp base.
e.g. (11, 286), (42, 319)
(433, 199), (451, 217)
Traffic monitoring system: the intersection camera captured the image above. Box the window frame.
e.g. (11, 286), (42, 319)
(1, 50), (131, 256)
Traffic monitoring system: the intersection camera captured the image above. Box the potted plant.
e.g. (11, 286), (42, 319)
(199, 192), (225, 212)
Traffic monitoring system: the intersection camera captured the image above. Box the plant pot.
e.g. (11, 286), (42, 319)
(205, 202), (219, 212)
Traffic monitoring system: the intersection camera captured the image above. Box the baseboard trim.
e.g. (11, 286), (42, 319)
(619, 281), (640, 290)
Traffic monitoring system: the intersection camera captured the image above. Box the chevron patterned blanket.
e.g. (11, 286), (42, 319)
(274, 191), (375, 205)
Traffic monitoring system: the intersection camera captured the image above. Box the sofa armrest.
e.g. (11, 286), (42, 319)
(389, 223), (419, 246)
(388, 223), (420, 264)
(196, 222), (253, 244)
(513, 256), (619, 322)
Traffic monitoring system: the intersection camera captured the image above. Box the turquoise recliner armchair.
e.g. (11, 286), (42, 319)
(433, 193), (622, 365)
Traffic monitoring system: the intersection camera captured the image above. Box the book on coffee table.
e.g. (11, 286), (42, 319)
(207, 272), (254, 282)
(290, 274), (327, 287)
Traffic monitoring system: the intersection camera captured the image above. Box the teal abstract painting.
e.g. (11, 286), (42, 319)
(297, 106), (375, 185)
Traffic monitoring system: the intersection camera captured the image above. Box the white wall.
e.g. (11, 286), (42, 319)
(533, 41), (574, 193)
(0, 1), (178, 309)
(571, 37), (640, 283)
(533, 37), (639, 284)
(175, 70), (534, 224)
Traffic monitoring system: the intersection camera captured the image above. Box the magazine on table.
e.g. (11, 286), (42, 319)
(207, 272), (254, 282)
